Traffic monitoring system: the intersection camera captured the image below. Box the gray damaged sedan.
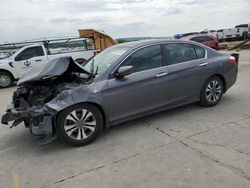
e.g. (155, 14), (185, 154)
(1, 40), (238, 146)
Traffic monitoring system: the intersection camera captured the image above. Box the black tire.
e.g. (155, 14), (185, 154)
(199, 76), (224, 107)
(57, 103), (103, 146)
(75, 58), (86, 65)
(0, 71), (14, 88)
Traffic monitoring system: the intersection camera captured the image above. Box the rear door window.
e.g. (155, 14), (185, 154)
(194, 45), (206, 59)
(122, 45), (162, 73)
(163, 43), (196, 65)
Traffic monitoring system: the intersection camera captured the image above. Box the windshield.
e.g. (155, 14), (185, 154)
(83, 46), (129, 75)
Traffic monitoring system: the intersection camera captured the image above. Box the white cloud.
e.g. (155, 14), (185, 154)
(0, 0), (249, 42)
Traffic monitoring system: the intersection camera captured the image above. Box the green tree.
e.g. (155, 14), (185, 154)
(116, 39), (127, 44)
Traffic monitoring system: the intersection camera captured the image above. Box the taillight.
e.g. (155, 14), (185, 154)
(237, 27), (240, 33)
(230, 56), (237, 65)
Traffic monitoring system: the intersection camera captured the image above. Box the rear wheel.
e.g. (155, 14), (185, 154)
(200, 76), (223, 107)
(57, 103), (103, 146)
(0, 71), (14, 88)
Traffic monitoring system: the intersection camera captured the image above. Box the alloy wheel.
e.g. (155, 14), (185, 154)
(0, 74), (11, 87)
(205, 80), (222, 103)
(64, 108), (96, 140)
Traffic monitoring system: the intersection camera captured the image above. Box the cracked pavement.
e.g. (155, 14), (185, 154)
(0, 50), (250, 188)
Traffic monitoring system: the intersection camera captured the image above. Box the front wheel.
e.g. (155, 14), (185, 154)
(57, 103), (103, 146)
(200, 76), (223, 107)
(0, 71), (14, 88)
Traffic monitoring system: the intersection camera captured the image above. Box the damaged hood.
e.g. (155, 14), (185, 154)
(18, 56), (92, 85)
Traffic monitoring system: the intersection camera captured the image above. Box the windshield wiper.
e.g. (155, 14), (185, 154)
(90, 59), (95, 74)
(89, 59), (99, 78)
(94, 66), (99, 76)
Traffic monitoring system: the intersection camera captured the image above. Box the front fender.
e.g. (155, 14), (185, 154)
(0, 60), (18, 79)
(46, 86), (103, 113)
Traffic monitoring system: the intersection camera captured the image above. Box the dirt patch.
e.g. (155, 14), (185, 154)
(219, 40), (250, 51)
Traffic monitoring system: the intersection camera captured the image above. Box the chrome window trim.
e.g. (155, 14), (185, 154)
(110, 42), (208, 76)
(110, 43), (163, 75)
(163, 43), (208, 66)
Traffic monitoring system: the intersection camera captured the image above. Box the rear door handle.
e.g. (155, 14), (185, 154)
(199, 62), (208, 67)
(156, 72), (168, 77)
(35, 59), (42, 62)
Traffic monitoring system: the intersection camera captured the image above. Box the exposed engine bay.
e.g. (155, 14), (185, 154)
(1, 57), (93, 144)
(13, 74), (88, 108)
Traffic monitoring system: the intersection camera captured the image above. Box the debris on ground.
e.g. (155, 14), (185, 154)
(219, 39), (250, 51)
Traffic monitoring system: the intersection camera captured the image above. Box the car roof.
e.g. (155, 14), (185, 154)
(181, 34), (212, 40)
(115, 39), (196, 49)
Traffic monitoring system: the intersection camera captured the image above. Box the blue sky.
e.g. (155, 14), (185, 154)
(0, 0), (249, 43)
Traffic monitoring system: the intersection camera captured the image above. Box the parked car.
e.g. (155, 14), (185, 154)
(0, 52), (11, 60)
(174, 32), (200, 39)
(0, 42), (99, 88)
(0, 52), (7, 59)
(182, 34), (219, 50)
(216, 29), (224, 41)
(223, 24), (250, 41)
(200, 29), (223, 41)
(200, 29), (217, 37)
(1, 39), (238, 146)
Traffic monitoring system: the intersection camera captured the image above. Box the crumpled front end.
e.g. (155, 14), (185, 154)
(1, 57), (93, 144)
(1, 103), (54, 134)
(1, 86), (58, 144)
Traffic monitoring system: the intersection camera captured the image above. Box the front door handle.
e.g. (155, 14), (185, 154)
(199, 62), (208, 67)
(35, 59), (42, 62)
(156, 72), (168, 77)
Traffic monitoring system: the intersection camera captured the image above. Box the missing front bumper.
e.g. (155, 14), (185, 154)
(1, 104), (28, 126)
(1, 104), (55, 137)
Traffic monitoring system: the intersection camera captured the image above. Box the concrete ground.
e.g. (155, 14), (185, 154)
(0, 50), (249, 188)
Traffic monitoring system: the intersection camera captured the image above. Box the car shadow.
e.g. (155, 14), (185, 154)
(0, 94), (236, 154)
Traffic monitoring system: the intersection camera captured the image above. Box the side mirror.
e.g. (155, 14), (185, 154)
(116, 66), (133, 79)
